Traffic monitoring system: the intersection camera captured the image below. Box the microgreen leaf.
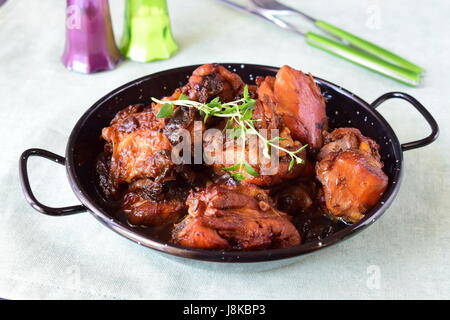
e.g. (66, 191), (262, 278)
(222, 106), (238, 114)
(241, 106), (254, 121)
(223, 163), (240, 172)
(288, 158), (295, 171)
(231, 172), (246, 182)
(179, 93), (190, 100)
(238, 101), (254, 112)
(243, 85), (249, 100)
(156, 103), (174, 118)
(294, 144), (308, 153)
(207, 97), (221, 109)
(269, 136), (287, 143)
(244, 162), (259, 177)
(229, 126), (243, 139)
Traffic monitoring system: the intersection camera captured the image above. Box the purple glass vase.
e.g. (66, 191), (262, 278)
(61, 0), (122, 73)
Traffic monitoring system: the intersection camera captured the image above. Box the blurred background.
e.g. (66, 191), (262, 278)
(0, 0), (449, 299)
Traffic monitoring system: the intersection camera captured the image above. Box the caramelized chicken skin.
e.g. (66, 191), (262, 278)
(254, 76), (279, 131)
(101, 105), (173, 194)
(317, 127), (382, 161)
(274, 65), (328, 149)
(182, 63), (244, 103)
(316, 128), (388, 222)
(100, 103), (200, 226)
(172, 185), (301, 250)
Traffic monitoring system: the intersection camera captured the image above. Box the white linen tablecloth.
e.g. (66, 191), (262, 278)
(0, 0), (449, 299)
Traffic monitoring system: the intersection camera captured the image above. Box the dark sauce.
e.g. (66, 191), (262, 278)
(270, 181), (346, 244)
(96, 152), (346, 247)
(292, 208), (347, 243)
(113, 195), (346, 246)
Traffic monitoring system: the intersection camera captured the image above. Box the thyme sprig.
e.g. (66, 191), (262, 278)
(152, 86), (307, 182)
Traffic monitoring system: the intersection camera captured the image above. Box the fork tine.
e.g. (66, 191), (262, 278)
(250, 0), (316, 21)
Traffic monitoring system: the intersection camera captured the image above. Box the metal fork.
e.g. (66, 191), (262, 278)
(251, 0), (315, 21)
(217, 0), (425, 86)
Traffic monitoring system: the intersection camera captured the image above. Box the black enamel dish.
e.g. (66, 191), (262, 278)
(19, 64), (439, 263)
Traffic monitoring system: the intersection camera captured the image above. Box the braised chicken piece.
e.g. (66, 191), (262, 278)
(101, 105), (174, 195)
(317, 127), (382, 161)
(181, 64), (245, 103)
(120, 164), (211, 226)
(122, 179), (188, 226)
(207, 75), (309, 186)
(208, 126), (308, 187)
(316, 128), (388, 222)
(254, 76), (279, 131)
(273, 65), (328, 149)
(172, 184), (301, 250)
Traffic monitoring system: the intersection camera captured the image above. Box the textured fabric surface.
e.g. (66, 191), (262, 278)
(0, 0), (449, 299)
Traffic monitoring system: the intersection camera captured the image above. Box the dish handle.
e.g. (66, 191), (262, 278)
(19, 148), (86, 216)
(371, 92), (439, 151)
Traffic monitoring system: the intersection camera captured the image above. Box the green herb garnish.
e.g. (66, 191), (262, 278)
(156, 103), (174, 118)
(152, 86), (307, 183)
